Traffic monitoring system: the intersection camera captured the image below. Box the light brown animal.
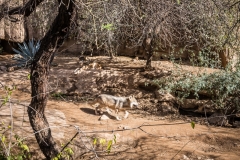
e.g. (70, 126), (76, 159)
(91, 94), (138, 120)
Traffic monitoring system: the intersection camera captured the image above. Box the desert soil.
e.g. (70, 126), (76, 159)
(0, 53), (240, 160)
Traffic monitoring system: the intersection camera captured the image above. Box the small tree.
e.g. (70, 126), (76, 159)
(1, 0), (76, 159)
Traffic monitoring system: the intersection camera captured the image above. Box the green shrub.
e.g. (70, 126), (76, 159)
(0, 123), (31, 160)
(0, 86), (31, 159)
(156, 68), (240, 110)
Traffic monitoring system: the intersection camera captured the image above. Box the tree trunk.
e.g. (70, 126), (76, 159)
(144, 38), (154, 70)
(107, 31), (115, 59)
(145, 50), (153, 69)
(28, 0), (75, 159)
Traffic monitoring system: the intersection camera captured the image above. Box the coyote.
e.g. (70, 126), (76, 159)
(91, 94), (138, 120)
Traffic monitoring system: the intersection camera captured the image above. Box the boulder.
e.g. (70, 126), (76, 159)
(178, 99), (215, 114)
(157, 101), (178, 115)
(0, 66), (7, 72)
(208, 112), (228, 126)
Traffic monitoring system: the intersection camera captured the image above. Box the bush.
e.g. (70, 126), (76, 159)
(156, 67), (240, 111)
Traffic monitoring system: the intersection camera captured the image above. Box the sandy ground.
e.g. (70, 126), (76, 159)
(0, 54), (240, 160)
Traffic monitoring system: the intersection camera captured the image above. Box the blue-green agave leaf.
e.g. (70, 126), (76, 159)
(12, 39), (41, 67)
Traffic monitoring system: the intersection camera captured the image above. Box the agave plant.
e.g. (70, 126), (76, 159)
(12, 39), (41, 67)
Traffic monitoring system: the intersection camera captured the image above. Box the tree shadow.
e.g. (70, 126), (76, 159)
(80, 107), (96, 115)
(80, 107), (118, 120)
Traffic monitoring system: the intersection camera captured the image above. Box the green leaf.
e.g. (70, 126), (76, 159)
(101, 23), (115, 30)
(65, 148), (74, 155)
(177, 0), (180, 4)
(21, 144), (29, 152)
(2, 97), (8, 105)
(107, 140), (112, 153)
(99, 138), (106, 145)
(57, 153), (62, 158)
(27, 74), (31, 80)
(52, 157), (59, 160)
(9, 91), (12, 96)
(191, 121), (195, 129)
(93, 138), (97, 145)
(1, 135), (6, 143)
(17, 155), (23, 160)
(14, 134), (20, 140)
(52, 153), (61, 160)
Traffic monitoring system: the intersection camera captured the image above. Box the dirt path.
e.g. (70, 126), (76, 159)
(1, 90), (240, 159)
(0, 55), (240, 159)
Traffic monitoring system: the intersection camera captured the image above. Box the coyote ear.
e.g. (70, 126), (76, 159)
(129, 95), (133, 100)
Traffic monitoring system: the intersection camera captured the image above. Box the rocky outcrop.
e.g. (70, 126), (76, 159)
(49, 68), (141, 96)
(207, 112), (228, 126)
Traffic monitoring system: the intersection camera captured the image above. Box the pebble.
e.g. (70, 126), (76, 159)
(99, 114), (110, 121)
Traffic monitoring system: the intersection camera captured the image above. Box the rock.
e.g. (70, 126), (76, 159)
(141, 69), (171, 79)
(48, 65), (157, 98)
(79, 56), (88, 61)
(134, 92), (143, 99)
(73, 68), (81, 74)
(143, 93), (154, 98)
(233, 121), (240, 128)
(99, 114), (110, 121)
(123, 126), (130, 129)
(138, 81), (160, 91)
(178, 99), (215, 114)
(7, 66), (15, 72)
(6, 65), (21, 72)
(150, 99), (158, 103)
(118, 125), (130, 129)
(157, 92), (175, 102)
(208, 112), (228, 126)
(181, 99), (199, 109)
(183, 155), (190, 160)
(0, 66), (7, 72)
(132, 57), (139, 62)
(157, 101), (178, 115)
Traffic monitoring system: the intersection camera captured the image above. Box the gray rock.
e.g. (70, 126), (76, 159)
(0, 66), (7, 72)
(208, 112), (228, 126)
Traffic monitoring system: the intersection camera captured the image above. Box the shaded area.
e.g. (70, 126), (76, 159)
(80, 107), (96, 115)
